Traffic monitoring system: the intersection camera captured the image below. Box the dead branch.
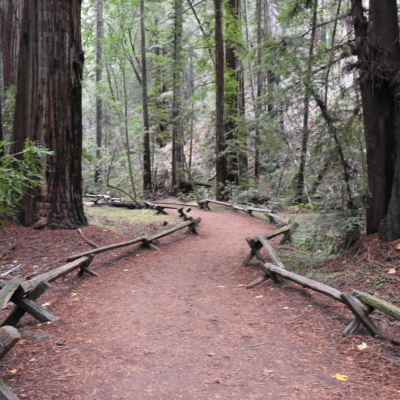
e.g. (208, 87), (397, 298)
(78, 228), (99, 249)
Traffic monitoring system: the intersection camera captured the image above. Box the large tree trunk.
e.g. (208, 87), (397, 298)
(214, 0), (228, 200)
(351, 0), (400, 240)
(11, 0), (87, 229)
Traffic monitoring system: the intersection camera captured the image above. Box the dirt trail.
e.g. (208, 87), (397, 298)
(3, 208), (400, 399)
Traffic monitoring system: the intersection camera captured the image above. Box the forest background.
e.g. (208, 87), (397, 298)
(1, 0), (400, 247)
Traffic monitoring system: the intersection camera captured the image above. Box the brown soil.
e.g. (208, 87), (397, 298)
(0, 207), (399, 399)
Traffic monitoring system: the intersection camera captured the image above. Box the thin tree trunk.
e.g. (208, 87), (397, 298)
(225, 0), (240, 184)
(296, 0), (317, 202)
(171, 0), (185, 189)
(121, 63), (137, 200)
(254, 0), (262, 179)
(11, 0), (87, 229)
(95, 0), (103, 183)
(0, 1), (4, 108)
(141, 0), (152, 191)
(214, 0), (228, 200)
(3, 0), (23, 90)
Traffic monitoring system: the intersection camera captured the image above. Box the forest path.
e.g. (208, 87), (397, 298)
(9, 208), (399, 399)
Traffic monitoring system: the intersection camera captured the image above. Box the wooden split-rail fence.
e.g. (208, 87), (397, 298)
(199, 198), (289, 226)
(243, 226), (400, 340)
(0, 201), (200, 399)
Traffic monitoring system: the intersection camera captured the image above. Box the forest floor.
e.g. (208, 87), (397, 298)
(0, 204), (399, 399)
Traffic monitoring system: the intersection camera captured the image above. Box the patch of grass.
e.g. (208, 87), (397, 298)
(84, 206), (181, 236)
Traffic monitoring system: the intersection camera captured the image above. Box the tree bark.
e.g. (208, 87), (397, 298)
(254, 0), (262, 179)
(2, 0), (23, 90)
(171, 0), (185, 189)
(95, 0), (103, 183)
(351, 0), (400, 240)
(214, 0), (228, 200)
(141, 0), (152, 192)
(296, 0), (317, 202)
(225, 0), (240, 184)
(11, 0), (87, 229)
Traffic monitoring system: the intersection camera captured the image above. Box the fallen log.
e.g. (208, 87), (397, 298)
(78, 229), (99, 249)
(102, 201), (137, 209)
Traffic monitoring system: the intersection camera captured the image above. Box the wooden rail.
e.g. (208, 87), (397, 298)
(0, 205), (201, 399)
(244, 231), (395, 338)
(67, 217), (201, 262)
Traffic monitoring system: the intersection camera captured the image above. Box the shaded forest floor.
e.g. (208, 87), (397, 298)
(0, 205), (399, 399)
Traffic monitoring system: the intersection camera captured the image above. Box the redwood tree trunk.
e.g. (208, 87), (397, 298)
(225, 0), (240, 184)
(141, 0), (152, 192)
(2, 0), (23, 89)
(214, 0), (228, 200)
(95, 0), (103, 183)
(11, 0), (87, 229)
(351, 0), (400, 240)
(171, 0), (185, 189)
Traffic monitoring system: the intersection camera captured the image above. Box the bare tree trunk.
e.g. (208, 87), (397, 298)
(0, 1), (4, 109)
(95, 0), (103, 183)
(141, 0), (152, 191)
(225, 0), (240, 184)
(11, 0), (87, 229)
(254, 0), (262, 179)
(296, 0), (317, 202)
(2, 0), (23, 90)
(171, 0), (185, 189)
(214, 0), (228, 200)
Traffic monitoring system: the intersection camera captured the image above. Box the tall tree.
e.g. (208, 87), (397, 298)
(2, 0), (23, 90)
(171, 0), (185, 188)
(11, 0), (87, 229)
(296, 0), (318, 202)
(95, 0), (103, 183)
(224, 0), (240, 184)
(351, 0), (400, 240)
(141, 0), (152, 191)
(214, 0), (228, 200)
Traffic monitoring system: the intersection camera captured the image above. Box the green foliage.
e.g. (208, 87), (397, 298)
(0, 140), (53, 223)
(1, 85), (17, 141)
